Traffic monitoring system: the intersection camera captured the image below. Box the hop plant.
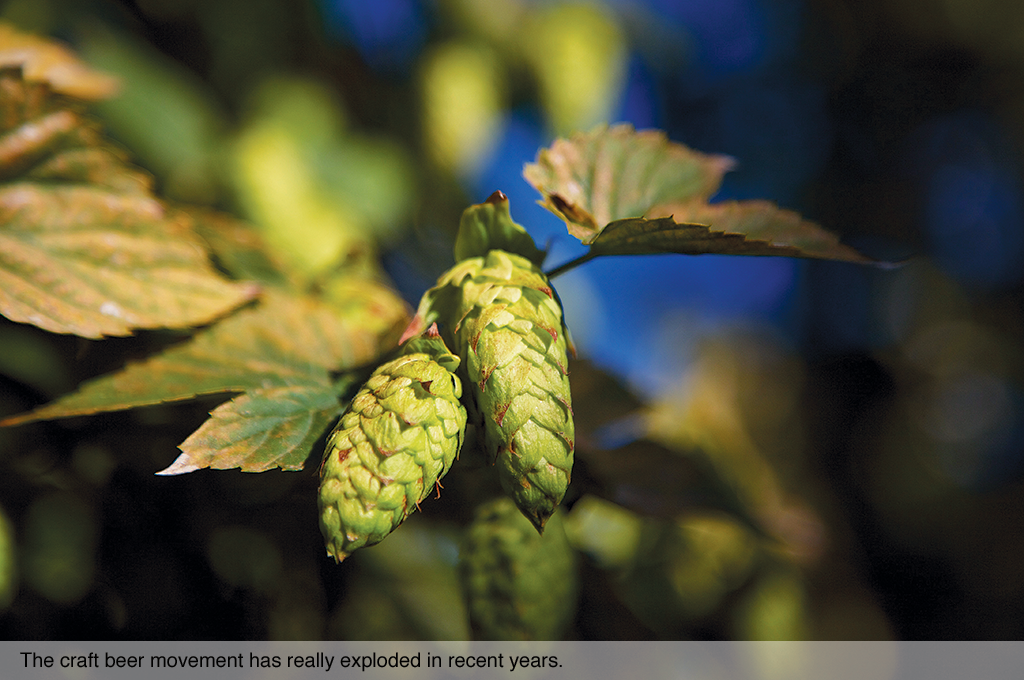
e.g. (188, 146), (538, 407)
(459, 496), (578, 640)
(409, 194), (575, 532)
(317, 326), (467, 562)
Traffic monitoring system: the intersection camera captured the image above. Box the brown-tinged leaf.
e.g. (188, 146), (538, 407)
(0, 287), (406, 426)
(0, 64), (256, 336)
(0, 94), (151, 193)
(0, 22), (119, 100)
(523, 122), (734, 243)
(158, 385), (343, 474)
(587, 206), (874, 263)
(635, 200), (877, 263)
(0, 183), (258, 337)
(27, 144), (151, 194)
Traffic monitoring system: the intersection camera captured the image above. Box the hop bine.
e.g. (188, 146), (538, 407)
(317, 326), (466, 563)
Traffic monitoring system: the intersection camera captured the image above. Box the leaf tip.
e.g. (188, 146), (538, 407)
(0, 413), (26, 428)
(240, 282), (263, 300)
(155, 453), (202, 476)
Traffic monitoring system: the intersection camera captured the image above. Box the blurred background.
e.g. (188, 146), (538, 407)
(1, 0), (1024, 641)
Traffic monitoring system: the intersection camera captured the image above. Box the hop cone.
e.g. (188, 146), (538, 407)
(433, 249), (574, 532)
(318, 328), (466, 562)
(460, 496), (578, 640)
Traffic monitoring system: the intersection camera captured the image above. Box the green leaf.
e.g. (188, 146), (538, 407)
(159, 385), (343, 475)
(1, 287), (409, 472)
(587, 204), (873, 263)
(523, 123), (733, 243)
(630, 200), (876, 262)
(1, 288), (401, 421)
(453, 190), (546, 265)
(0, 60), (256, 338)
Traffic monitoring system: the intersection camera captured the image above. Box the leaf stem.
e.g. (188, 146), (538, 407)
(545, 251), (597, 279)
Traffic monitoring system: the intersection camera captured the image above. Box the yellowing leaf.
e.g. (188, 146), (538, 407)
(1, 286), (409, 472)
(0, 64), (255, 337)
(0, 183), (257, 337)
(0, 70), (147, 192)
(524, 123), (734, 242)
(0, 22), (119, 100)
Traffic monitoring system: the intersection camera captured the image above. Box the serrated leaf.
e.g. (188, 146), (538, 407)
(523, 123), (734, 243)
(0, 62), (255, 337)
(0, 22), (119, 100)
(629, 200), (876, 263)
(0, 183), (258, 337)
(0, 286), (407, 430)
(588, 213), (872, 264)
(158, 385), (343, 475)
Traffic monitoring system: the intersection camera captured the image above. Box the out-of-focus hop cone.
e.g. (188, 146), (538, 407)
(459, 496), (578, 640)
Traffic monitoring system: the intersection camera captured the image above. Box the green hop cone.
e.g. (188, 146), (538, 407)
(454, 250), (574, 532)
(460, 496), (578, 640)
(406, 195), (574, 533)
(318, 326), (467, 563)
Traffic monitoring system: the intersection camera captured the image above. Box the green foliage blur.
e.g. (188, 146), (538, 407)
(2, 0), (1024, 643)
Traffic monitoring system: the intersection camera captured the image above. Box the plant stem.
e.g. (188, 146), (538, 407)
(545, 251), (597, 279)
